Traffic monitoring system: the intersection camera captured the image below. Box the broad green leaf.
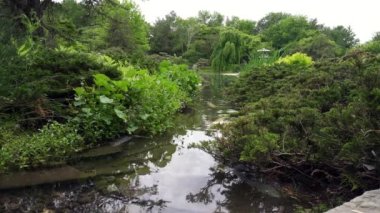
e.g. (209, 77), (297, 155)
(114, 109), (127, 121)
(114, 80), (129, 91)
(127, 125), (138, 134)
(140, 114), (150, 120)
(74, 87), (86, 96)
(99, 95), (114, 104)
(81, 108), (92, 115)
(94, 74), (111, 87)
(73, 100), (85, 107)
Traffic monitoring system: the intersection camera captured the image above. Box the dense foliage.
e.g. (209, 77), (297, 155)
(0, 122), (83, 171)
(0, 3), (378, 208)
(217, 51), (380, 193)
(72, 61), (199, 142)
(276, 52), (314, 66)
(0, 57), (199, 171)
(211, 29), (261, 72)
(0, 45), (121, 126)
(0, 0), (200, 172)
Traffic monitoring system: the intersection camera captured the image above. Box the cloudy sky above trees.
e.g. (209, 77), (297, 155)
(136, 0), (380, 43)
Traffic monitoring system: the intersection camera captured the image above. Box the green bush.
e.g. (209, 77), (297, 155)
(217, 52), (380, 190)
(276, 52), (314, 66)
(359, 40), (380, 54)
(0, 122), (83, 171)
(0, 43), (121, 126)
(71, 61), (199, 143)
(71, 73), (129, 142)
(158, 61), (200, 97)
(240, 130), (279, 163)
(0, 50), (200, 171)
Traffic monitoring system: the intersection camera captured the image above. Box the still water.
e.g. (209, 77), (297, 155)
(0, 73), (297, 212)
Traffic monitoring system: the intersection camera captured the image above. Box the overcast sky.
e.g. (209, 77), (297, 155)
(135, 0), (380, 43)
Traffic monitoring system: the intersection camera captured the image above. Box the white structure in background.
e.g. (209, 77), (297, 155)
(257, 48), (271, 58)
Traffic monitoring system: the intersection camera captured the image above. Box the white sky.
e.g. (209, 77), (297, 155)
(135, 0), (380, 43)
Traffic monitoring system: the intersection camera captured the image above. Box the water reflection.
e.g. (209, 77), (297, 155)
(117, 130), (218, 212)
(186, 165), (292, 213)
(0, 73), (297, 213)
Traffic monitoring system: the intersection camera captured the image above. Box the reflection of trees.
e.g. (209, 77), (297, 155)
(123, 134), (178, 171)
(202, 74), (228, 101)
(186, 167), (229, 205)
(186, 166), (289, 213)
(185, 182), (215, 204)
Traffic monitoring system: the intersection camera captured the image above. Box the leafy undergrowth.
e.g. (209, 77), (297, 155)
(215, 51), (380, 200)
(0, 44), (121, 128)
(0, 122), (83, 171)
(0, 45), (200, 172)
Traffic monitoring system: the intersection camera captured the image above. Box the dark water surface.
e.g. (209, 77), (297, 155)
(0, 73), (297, 212)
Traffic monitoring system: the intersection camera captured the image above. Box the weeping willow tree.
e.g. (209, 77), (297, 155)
(211, 28), (261, 72)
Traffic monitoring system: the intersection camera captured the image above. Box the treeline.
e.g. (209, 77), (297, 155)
(1, 0), (373, 71)
(148, 10), (362, 71)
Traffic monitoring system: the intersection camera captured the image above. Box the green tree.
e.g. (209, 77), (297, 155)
(371, 32), (380, 41)
(211, 29), (261, 72)
(323, 25), (359, 49)
(150, 11), (178, 55)
(261, 15), (316, 49)
(286, 33), (343, 59)
(104, 0), (149, 56)
(174, 17), (202, 54)
(182, 25), (220, 64)
(255, 12), (290, 34)
(226, 16), (256, 34)
(360, 40), (380, 54)
(197, 10), (224, 27)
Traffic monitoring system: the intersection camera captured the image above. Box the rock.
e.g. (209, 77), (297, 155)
(272, 206), (279, 212)
(107, 184), (119, 193)
(363, 164), (375, 171)
(226, 109), (238, 114)
(42, 209), (55, 213)
(194, 58), (210, 69)
(258, 202), (264, 209)
(78, 191), (95, 204)
(325, 189), (380, 213)
(111, 136), (132, 147)
(222, 73), (239, 77)
(212, 117), (229, 126)
(206, 101), (217, 108)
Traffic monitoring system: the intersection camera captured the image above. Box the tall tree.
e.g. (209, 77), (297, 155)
(261, 16), (316, 49)
(286, 33), (342, 59)
(255, 12), (290, 34)
(3, 0), (49, 19)
(323, 25), (359, 49)
(211, 29), (261, 72)
(182, 25), (220, 63)
(149, 11), (178, 55)
(104, 0), (149, 55)
(226, 16), (256, 34)
(197, 10), (224, 27)
(372, 32), (380, 41)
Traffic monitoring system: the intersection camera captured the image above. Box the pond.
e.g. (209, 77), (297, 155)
(0, 73), (299, 213)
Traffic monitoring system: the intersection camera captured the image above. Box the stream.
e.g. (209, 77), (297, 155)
(0, 73), (299, 213)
